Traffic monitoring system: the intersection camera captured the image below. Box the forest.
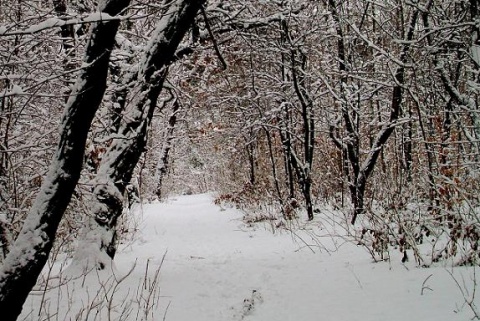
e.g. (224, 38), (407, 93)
(1, 0), (480, 320)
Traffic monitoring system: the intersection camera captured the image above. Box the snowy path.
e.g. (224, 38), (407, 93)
(114, 194), (475, 321)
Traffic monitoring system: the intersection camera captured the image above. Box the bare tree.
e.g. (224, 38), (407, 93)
(0, 0), (130, 319)
(74, 0), (205, 269)
(154, 91), (181, 200)
(327, 0), (420, 224)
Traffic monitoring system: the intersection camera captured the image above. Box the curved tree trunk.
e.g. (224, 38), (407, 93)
(73, 0), (205, 270)
(0, 0), (130, 320)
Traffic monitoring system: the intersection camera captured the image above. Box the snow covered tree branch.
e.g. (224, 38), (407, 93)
(0, 0), (131, 319)
(74, 0), (205, 270)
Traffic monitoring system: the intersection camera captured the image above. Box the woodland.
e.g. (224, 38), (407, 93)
(1, 0), (480, 320)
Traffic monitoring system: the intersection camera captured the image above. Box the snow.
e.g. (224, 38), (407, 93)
(0, 84), (26, 98)
(24, 17), (63, 34)
(21, 194), (478, 320)
(472, 44), (480, 66)
(0, 13), (118, 36)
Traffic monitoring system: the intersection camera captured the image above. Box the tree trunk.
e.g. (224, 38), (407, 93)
(53, 0), (76, 66)
(328, 0), (419, 225)
(73, 0), (205, 270)
(155, 98), (180, 200)
(303, 178), (314, 221)
(277, 28), (316, 221)
(0, 0), (130, 319)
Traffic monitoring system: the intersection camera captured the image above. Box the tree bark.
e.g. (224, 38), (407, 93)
(277, 20), (315, 221)
(74, 0), (205, 269)
(155, 97), (180, 200)
(0, 0), (130, 319)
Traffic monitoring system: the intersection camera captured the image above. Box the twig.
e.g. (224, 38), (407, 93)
(421, 274), (433, 295)
(201, 5), (227, 70)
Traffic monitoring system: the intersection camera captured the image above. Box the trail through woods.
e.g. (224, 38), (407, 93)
(23, 194), (478, 320)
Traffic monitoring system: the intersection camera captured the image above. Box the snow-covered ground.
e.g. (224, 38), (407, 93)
(22, 194), (478, 321)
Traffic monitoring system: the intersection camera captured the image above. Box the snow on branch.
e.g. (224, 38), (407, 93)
(208, 3), (305, 34)
(0, 12), (135, 36)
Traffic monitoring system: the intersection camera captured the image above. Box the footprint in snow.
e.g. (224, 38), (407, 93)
(233, 289), (264, 320)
